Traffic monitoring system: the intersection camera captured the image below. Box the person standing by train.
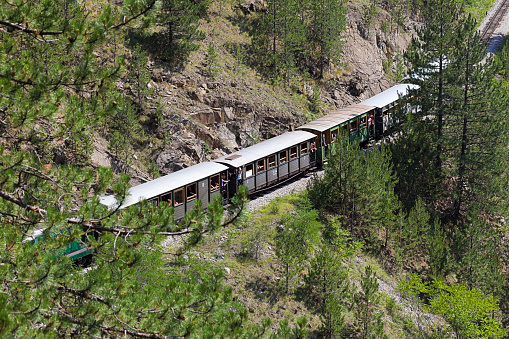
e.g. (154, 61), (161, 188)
(368, 114), (374, 138)
(236, 167), (242, 187)
(221, 173), (229, 198)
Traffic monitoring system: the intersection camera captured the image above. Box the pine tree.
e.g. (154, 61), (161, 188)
(308, 0), (347, 78)
(0, 0), (259, 336)
(446, 15), (509, 220)
(128, 44), (154, 110)
(275, 204), (320, 294)
(353, 266), (387, 339)
(251, 0), (306, 82)
(305, 219), (360, 338)
(156, 0), (208, 65)
(308, 139), (398, 249)
(399, 0), (463, 208)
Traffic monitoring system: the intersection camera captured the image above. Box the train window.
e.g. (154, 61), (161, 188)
(210, 175), (220, 191)
(257, 159), (265, 172)
(331, 129), (338, 143)
(161, 193), (172, 206)
(186, 183), (197, 201)
(350, 120), (358, 133)
(174, 189), (184, 206)
(148, 198), (159, 207)
(246, 164), (254, 177)
(279, 151), (287, 164)
(290, 146), (298, 159)
(360, 116), (366, 128)
(268, 155), (276, 168)
(300, 142), (308, 154)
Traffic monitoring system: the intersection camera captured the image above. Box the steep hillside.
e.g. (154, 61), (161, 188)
(91, 0), (416, 183)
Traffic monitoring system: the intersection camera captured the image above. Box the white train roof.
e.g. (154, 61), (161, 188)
(297, 104), (374, 133)
(99, 162), (228, 209)
(359, 84), (419, 109)
(214, 131), (316, 167)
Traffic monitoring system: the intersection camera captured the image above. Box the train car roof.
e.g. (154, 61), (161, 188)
(359, 84), (419, 108)
(214, 131), (316, 167)
(99, 162), (229, 209)
(297, 104), (374, 133)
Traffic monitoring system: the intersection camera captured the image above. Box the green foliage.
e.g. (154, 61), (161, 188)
(400, 275), (505, 339)
(205, 42), (219, 78)
(128, 43), (154, 109)
(275, 201), (320, 294)
(272, 316), (309, 338)
(495, 38), (509, 80)
(0, 0), (261, 336)
(107, 96), (141, 171)
(154, 0), (208, 65)
(305, 220), (360, 338)
(308, 85), (322, 114)
(382, 52), (406, 82)
(353, 265), (387, 339)
(250, 0), (347, 80)
(308, 0), (347, 77)
(361, 1), (378, 38)
(308, 138), (399, 249)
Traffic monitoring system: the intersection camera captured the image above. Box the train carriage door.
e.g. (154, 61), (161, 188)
(186, 183), (197, 211)
(228, 169), (236, 200)
(244, 164), (255, 193)
(279, 150), (288, 179)
(375, 108), (383, 137)
(289, 146), (299, 175)
(174, 188), (185, 222)
(198, 178), (208, 208)
(359, 115), (367, 142)
(255, 159), (267, 190)
(300, 141), (310, 169)
(210, 174), (221, 203)
(267, 154), (278, 185)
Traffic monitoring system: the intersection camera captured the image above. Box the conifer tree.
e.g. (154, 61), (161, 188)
(275, 204), (320, 294)
(156, 0), (208, 65)
(308, 139), (398, 248)
(446, 15), (509, 220)
(305, 219), (360, 338)
(399, 0), (463, 208)
(308, 0), (347, 78)
(353, 266), (387, 339)
(0, 0), (259, 336)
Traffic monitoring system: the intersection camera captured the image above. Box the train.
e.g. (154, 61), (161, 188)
(99, 84), (418, 222)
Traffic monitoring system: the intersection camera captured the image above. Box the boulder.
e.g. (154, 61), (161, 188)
(215, 124), (239, 150)
(190, 110), (215, 125)
(188, 87), (206, 103)
(332, 89), (341, 100)
(222, 107), (235, 121)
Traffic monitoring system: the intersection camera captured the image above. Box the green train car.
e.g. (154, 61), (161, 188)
(297, 84), (419, 166)
(297, 104), (375, 165)
(27, 227), (96, 265)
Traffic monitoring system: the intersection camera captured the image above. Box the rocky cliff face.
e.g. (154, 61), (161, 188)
(93, 2), (417, 181)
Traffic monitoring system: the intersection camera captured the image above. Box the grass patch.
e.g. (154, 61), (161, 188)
(465, 0), (497, 25)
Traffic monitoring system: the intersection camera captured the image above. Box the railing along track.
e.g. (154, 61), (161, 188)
(480, 0), (509, 42)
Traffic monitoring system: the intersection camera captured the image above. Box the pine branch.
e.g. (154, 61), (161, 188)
(0, 20), (64, 36)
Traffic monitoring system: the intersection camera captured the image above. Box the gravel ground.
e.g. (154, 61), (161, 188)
(479, 0), (509, 54)
(245, 169), (324, 212)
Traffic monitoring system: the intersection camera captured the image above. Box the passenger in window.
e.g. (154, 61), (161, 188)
(310, 141), (316, 152)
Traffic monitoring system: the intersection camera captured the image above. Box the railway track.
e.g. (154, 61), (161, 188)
(480, 0), (509, 42)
